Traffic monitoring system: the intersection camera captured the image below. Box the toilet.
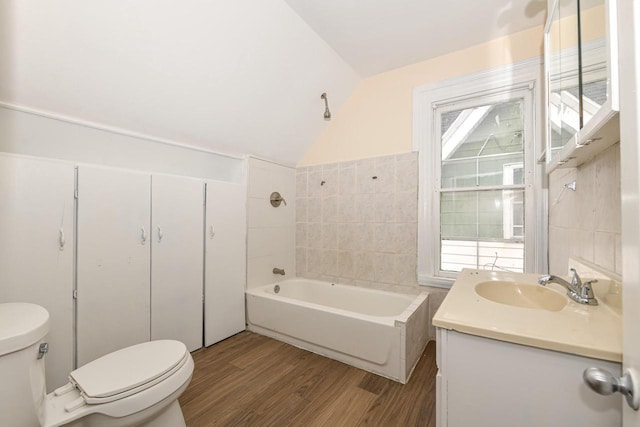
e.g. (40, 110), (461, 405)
(0, 302), (194, 427)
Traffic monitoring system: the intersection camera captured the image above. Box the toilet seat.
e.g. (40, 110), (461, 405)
(56, 340), (188, 412)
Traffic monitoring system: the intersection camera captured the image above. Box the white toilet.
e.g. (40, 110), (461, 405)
(0, 302), (194, 427)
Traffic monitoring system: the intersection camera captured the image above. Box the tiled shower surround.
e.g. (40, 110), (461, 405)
(296, 152), (420, 291)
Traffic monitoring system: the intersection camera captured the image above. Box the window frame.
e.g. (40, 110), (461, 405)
(413, 58), (547, 287)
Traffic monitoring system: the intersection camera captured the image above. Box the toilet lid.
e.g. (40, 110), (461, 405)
(69, 340), (187, 401)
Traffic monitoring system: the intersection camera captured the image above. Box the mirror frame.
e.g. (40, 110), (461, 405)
(544, 0), (620, 173)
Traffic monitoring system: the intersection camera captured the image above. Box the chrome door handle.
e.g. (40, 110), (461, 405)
(209, 225), (215, 239)
(157, 226), (163, 243)
(584, 367), (640, 410)
(141, 227), (147, 245)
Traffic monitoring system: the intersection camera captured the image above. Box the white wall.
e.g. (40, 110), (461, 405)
(247, 158), (296, 288)
(0, 106), (244, 182)
(0, 0), (360, 166)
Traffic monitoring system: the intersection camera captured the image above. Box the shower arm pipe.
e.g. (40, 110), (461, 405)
(321, 92), (331, 120)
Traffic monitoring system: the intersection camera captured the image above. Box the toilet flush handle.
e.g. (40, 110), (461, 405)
(37, 342), (48, 359)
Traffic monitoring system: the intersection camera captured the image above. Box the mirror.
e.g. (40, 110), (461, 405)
(545, 0), (618, 171)
(546, 0), (580, 163)
(580, 0), (608, 130)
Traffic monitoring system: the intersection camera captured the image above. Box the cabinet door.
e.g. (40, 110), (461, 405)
(204, 180), (246, 346)
(151, 174), (204, 351)
(0, 154), (74, 391)
(76, 166), (151, 366)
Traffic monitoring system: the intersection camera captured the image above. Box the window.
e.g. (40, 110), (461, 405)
(413, 59), (546, 286)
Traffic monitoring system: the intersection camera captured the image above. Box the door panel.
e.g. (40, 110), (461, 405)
(0, 154), (74, 391)
(151, 174), (204, 351)
(619, 0), (640, 423)
(205, 180), (247, 346)
(76, 166), (151, 366)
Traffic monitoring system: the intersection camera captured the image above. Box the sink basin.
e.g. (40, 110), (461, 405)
(475, 281), (568, 311)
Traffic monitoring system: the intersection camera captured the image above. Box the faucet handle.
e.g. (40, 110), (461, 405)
(581, 279), (598, 297)
(569, 268), (582, 288)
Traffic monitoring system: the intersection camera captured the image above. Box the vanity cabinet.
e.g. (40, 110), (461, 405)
(436, 328), (621, 427)
(545, 0), (619, 171)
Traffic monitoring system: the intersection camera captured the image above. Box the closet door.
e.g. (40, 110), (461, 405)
(204, 180), (247, 346)
(76, 165), (151, 366)
(0, 154), (74, 391)
(151, 174), (204, 351)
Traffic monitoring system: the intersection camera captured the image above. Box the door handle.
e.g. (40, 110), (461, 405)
(157, 226), (163, 243)
(141, 227), (147, 245)
(59, 228), (65, 251)
(209, 225), (215, 239)
(583, 367), (640, 410)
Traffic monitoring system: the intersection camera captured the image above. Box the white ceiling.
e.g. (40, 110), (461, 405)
(1, 1), (548, 165)
(284, 0), (547, 76)
(0, 0), (359, 166)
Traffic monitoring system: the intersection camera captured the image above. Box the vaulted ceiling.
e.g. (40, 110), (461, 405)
(284, 0), (547, 76)
(0, 1), (547, 165)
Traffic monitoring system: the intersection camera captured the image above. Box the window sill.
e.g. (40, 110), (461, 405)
(417, 274), (455, 289)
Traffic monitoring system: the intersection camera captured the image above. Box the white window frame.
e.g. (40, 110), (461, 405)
(413, 58), (547, 287)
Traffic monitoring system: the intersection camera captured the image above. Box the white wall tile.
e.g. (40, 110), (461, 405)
(296, 153), (422, 293)
(247, 159), (297, 288)
(322, 223), (338, 249)
(548, 144), (621, 275)
(308, 170), (323, 197)
(296, 171), (308, 199)
(338, 166), (356, 195)
(321, 165), (339, 197)
(308, 197), (322, 223)
(321, 250), (338, 276)
(296, 222), (307, 248)
(307, 223), (322, 249)
(337, 251), (354, 278)
(356, 159), (376, 194)
(296, 197), (308, 223)
(322, 195), (338, 223)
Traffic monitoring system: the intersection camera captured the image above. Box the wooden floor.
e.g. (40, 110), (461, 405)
(179, 331), (436, 427)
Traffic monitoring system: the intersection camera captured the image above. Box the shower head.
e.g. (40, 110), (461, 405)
(321, 92), (331, 121)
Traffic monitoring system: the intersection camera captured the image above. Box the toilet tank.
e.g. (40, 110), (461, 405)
(0, 303), (50, 427)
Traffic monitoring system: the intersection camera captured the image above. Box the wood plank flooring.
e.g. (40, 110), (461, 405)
(179, 331), (436, 427)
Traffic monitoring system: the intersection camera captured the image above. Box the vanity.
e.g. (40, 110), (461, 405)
(433, 267), (622, 427)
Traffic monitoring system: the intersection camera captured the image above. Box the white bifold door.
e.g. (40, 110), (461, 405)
(0, 154), (75, 391)
(76, 165), (151, 367)
(204, 180), (247, 346)
(151, 174), (204, 351)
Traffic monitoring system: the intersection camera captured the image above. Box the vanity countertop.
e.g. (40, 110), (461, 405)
(432, 268), (622, 362)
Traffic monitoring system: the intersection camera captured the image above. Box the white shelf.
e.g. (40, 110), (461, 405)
(546, 102), (620, 173)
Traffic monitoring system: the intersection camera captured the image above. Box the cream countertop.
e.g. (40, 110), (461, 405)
(432, 268), (622, 362)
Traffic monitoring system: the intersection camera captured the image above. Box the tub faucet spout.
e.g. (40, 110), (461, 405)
(273, 268), (285, 275)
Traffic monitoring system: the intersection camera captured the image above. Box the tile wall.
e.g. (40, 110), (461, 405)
(247, 158), (296, 288)
(296, 152), (421, 291)
(548, 143), (621, 275)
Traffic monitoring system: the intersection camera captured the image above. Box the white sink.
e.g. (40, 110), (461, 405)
(475, 280), (568, 312)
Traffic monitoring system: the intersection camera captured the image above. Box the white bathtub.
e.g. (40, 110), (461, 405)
(245, 278), (430, 383)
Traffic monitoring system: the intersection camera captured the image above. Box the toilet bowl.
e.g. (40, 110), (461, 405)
(0, 303), (194, 427)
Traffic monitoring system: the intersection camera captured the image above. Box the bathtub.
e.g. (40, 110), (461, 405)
(245, 278), (430, 384)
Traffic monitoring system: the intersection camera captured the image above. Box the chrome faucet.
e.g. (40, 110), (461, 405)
(272, 268), (285, 275)
(538, 268), (598, 305)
